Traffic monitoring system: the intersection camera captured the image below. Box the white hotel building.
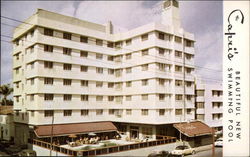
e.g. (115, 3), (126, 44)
(12, 0), (196, 145)
(195, 80), (223, 131)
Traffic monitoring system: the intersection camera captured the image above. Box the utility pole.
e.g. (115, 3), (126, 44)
(212, 128), (215, 157)
(50, 111), (55, 156)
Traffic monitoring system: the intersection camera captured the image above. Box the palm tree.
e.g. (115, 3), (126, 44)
(0, 84), (13, 106)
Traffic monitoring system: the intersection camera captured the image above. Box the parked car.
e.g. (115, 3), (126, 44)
(171, 145), (195, 156)
(215, 138), (223, 147)
(17, 149), (37, 156)
(148, 150), (171, 157)
(4, 145), (22, 155)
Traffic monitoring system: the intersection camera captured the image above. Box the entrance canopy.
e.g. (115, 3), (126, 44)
(34, 121), (117, 138)
(173, 121), (212, 137)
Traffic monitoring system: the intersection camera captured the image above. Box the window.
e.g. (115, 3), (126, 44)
(30, 78), (34, 85)
(141, 34), (148, 41)
(96, 39), (103, 46)
(196, 90), (205, 96)
(31, 111), (34, 117)
(81, 110), (89, 116)
(44, 110), (54, 117)
(96, 82), (103, 87)
(107, 42), (114, 48)
(44, 78), (53, 85)
(186, 68), (192, 74)
(30, 94), (34, 101)
(96, 54), (103, 59)
(125, 39), (132, 46)
(141, 109), (148, 116)
(126, 109), (132, 115)
(96, 109), (103, 115)
(30, 62), (35, 69)
(126, 95), (132, 101)
(185, 54), (193, 60)
(142, 127), (153, 138)
(141, 94), (148, 100)
(142, 49), (149, 56)
(185, 40), (193, 47)
(30, 29), (34, 37)
(197, 102), (204, 108)
(142, 64), (148, 71)
(44, 61), (53, 69)
(44, 45), (53, 52)
(81, 80), (88, 87)
(159, 109), (165, 116)
(64, 110), (72, 116)
(63, 48), (71, 56)
(44, 94), (53, 101)
(142, 79), (148, 86)
(186, 81), (192, 87)
(159, 48), (165, 56)
(16, 82), (19, 88)
(159, 79), (165, 85)
(175, 51), (182, 58)
(15, 53), (20, 60)
(108, 69), (114, 75)
(96, 67), (103, 74)
(175, 109), (182, 115)
(186, 95), (192, 101)
(63, 64), (72, 70)
(212, 90), (223, 97)
(81, 95), (88, 101)
(175, 36), (182, 43)
(212, 102), (223, 108)
(197, 114), (204, 120)
(64, 94), (72, 101)
(175, 80), (182, 86)
(80, 36), (88, 43)
(81, 66), (88, 72)
(80, 51), (88, 57)
(108, 96), (114, 101)
(108, 56), (114, 61)
(158, 32), (165, 40)
(44, 28), (53, 36)
(187, 109), (192, 114)
(15, 68), (19, 74)
(126, 81), (132, 87)
(16, 96), (19, 103)
(109, 109), (115, 115)
(126, 67), (132, 73)
(175, 94), (183, 101)
(175, 65), (182, 72)
(63, 32), (71, 40)
(108, 82), (114, 88)
(63, 79), (72, 86)
(30, 46), (34, 53)
(158, 63), (166, 72)
(126, 53), (132, 59)
(159, 94), (165, 100)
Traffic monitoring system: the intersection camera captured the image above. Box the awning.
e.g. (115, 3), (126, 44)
(34, 121), (117, 138)
(173, 121), (212, 137)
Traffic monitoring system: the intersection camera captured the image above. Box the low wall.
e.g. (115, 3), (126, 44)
(33, 145), (68, 156)
(99, 143), (177, 156)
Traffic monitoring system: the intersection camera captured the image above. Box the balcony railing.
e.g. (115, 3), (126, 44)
(31, 136), (176, 156)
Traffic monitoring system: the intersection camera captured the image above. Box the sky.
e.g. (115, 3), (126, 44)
(0, 0), (223, 85)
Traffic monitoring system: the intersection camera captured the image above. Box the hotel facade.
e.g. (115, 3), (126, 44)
(12, 0), (196, 145)
(195, 80), (223, 131)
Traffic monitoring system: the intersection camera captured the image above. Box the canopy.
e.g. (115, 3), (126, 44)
(34, 121), (117, 138)
(173, 121), (212, 137)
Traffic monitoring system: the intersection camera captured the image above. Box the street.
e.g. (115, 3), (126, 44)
(186, 147), (222, 157)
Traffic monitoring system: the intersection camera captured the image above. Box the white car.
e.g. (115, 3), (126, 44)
(171, 145), (195, 156)
(215, 138), (223, 147)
